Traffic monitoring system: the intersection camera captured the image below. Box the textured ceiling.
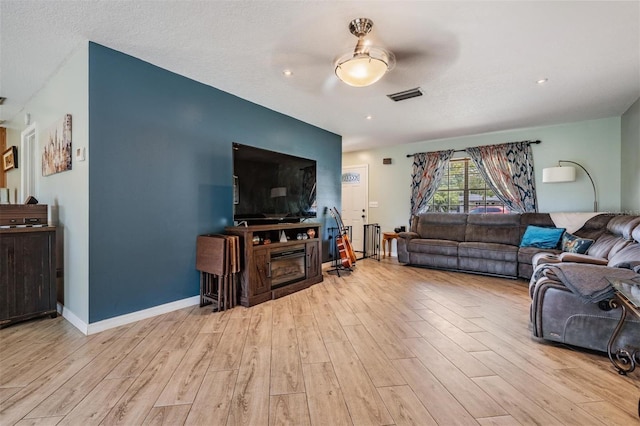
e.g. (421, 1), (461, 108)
(1, 1), (639, 152)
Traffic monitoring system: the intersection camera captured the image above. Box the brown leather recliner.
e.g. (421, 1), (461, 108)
(529, 222), (640, 353)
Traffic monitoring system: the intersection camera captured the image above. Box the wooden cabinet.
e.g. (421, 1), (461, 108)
(225, 223), (322, 307)
(1, 227), (57, 327)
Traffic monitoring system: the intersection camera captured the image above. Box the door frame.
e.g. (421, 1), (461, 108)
(21, 123), (38, 202)
(341, 164), (369, 253)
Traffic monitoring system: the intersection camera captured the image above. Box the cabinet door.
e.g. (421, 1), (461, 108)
(251, 247), (271, 296)
(306, 240), (320, 279)
(21, 233), (53, 316)
(0, 231), (53, 322)
(0, 235), (17, 321)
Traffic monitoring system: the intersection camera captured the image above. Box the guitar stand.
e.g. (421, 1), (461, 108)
(328, 262), (353, 277)
(328, 230), (354, 277)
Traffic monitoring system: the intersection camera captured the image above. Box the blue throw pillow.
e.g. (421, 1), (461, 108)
(520, 225), (565, 249)
(561, 232), (594, 254)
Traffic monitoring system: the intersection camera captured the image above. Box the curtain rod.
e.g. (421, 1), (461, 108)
(405, 139), (541, 158)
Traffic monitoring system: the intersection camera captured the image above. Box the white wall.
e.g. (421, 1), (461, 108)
(621, 98), (640, 214)
(343, 117), (623, 235)
(4, 43), (89, 324)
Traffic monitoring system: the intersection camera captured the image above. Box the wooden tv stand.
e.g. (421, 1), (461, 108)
(225, 222), (322, 307)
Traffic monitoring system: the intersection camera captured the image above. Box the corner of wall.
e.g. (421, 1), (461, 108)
(621, 97), (640, 213)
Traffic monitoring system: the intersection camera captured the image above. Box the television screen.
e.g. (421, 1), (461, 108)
(233, 143), (317, 223)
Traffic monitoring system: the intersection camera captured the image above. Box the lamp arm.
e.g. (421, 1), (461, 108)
(558, 160), (598, 212)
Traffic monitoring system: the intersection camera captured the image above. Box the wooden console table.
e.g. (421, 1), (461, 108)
(225, 222), (322, 307)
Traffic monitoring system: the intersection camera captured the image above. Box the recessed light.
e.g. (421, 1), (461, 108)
(282, 70), (293, 77)
(537, 78), (548, 84)
(366, 115), (373, 120)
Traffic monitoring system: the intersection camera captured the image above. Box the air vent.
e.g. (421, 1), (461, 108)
(387, 87), (423, 102)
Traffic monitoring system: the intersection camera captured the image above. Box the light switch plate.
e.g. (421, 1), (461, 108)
(369, 201), (379, 208)
(75, 147), (85, 161)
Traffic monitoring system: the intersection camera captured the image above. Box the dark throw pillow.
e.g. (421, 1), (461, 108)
(561, 232), (594, 254)
(520, 225), (565, 249)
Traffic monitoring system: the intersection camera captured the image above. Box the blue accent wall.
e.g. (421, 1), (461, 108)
(88, 42), (341, 323)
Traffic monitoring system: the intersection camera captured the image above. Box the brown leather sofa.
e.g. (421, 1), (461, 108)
(397, 212), (617, 279)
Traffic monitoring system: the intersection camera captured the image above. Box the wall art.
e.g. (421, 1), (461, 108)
(2, 146), (17, 171)
(42, 114), (72, 176)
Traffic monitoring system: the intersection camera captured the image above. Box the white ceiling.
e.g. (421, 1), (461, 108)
(1, 1), (639, 152)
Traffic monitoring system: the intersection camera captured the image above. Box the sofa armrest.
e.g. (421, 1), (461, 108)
(398, 231), (420, 240)
(557, 252), (608, 265)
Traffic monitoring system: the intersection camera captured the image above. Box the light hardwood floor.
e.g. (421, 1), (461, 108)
(1, 259), (639, 425)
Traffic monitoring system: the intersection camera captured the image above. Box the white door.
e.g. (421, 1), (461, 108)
(341, 165), (368, 254)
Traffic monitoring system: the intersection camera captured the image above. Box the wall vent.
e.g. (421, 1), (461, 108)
(387, 87), (423, 102)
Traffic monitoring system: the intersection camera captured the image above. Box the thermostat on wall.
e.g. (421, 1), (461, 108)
(75, 147), (85, 161)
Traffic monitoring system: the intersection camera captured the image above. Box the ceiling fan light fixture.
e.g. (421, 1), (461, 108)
(334, 18), (395, 87)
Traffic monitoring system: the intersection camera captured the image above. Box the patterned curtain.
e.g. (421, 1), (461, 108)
(410, 149), (455, 216)
(466, 141), (537, 213)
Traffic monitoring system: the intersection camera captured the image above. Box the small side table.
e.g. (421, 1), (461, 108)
(382, 232), (399, 257)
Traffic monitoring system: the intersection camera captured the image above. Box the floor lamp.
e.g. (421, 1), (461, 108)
(542, 160), (598, 212)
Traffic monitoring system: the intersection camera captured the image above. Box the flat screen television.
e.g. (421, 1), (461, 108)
(233, 142), (317, 224)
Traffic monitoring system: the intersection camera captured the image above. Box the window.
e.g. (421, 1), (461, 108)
(426, 158), (511, 214)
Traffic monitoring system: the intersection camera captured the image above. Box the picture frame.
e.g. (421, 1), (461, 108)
(2, 146), (17, 172)
(42, 114), (72, 176)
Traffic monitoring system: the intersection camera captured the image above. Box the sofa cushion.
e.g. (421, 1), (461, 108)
(588, 234), (635, 260)
(573, 214), (615, 240)
(519, 246), (561, 265)
(458, 253), (518, 276)
(519, 213), (554, 238)
(408, 239), (458, 256)
(561, 232), (594, 254)
(606, 215), (640, 239)
(607, 242), (640, 270)
(587, 216), (640, 258)
(465, 214), (521, 245)
(520, 225), (565, 249)
(459, 242), (518, 262)
(415, 213), (467, 242)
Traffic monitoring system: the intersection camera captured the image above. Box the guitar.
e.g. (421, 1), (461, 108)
(331, 207), (357, 266)
(329, 208), (353, 268)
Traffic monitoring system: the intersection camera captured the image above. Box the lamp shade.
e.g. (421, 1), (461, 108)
(542, 166), (576, 183)
(270, 187), (287, 198)
(335, 54), (390, 87)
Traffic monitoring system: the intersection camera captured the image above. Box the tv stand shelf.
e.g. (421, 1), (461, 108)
(225, 222), (322, 307)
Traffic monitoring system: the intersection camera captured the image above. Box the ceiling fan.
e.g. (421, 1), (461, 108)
(271, 16), (458, 96)
(333, 18), (396, 87)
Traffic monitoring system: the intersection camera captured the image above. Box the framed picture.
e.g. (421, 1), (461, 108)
(42, 114), (72, 176)
(2, 146), (17, 172)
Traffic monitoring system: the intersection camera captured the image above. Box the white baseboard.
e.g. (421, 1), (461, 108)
(61, 305), (88, 335)
(60, 296), (200, 335)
